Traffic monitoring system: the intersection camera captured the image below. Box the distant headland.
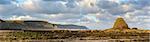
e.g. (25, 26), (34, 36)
(0, 19), (88, 30)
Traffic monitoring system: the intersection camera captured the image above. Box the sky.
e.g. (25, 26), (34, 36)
(0, 0), (150, 30)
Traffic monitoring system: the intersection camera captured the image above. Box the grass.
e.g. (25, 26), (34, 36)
(0, 29), (148, 40)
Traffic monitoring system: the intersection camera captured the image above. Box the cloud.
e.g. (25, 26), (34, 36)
(7, 15), (32, 20)
(0, 0), (150, 29)
(123, 9), (150, 29)
(0, 0), (12, 4)
(48, 14), (82, 23)
(97, 0), (119, 9)
(12, 0), (99, 14)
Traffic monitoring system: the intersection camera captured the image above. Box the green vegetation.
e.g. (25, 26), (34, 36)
(0, 30), (149, 40)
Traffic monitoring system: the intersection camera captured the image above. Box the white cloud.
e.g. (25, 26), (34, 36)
(7, 15), (32, 20)
(78, 0), (97, 8)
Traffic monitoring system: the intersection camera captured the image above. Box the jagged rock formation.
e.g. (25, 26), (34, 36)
(113, 17), (129, 29)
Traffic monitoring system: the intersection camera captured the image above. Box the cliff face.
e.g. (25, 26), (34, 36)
(0, 20), (88, 30)
(113, 17), (129, 29)
(0, 20), (54, 30)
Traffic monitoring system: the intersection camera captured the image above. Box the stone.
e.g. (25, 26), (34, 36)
(113, 17), (129, 29)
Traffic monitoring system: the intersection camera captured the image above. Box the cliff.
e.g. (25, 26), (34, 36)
(0, 20), (54, 30)
(0, 19), (88, 30)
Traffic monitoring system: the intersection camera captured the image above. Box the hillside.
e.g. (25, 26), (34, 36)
(0, 20), (54, 30)
(56, 24), (88, 29)
(0, 19), (88, 30)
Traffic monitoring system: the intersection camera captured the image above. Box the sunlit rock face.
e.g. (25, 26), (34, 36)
(113, 17), (129, 29)
(0, 20), (54, 30)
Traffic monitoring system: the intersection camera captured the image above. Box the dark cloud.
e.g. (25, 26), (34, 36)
(120, 0), (150, 10)
(65, 1), (77, 8)
(42, 0), (82, 2)
(97, 0), (119, 9)
(0, 0), (11, 4)
(43, 0), (67, 2)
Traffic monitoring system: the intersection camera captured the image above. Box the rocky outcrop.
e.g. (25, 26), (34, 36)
(113, 17), (129, 29)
